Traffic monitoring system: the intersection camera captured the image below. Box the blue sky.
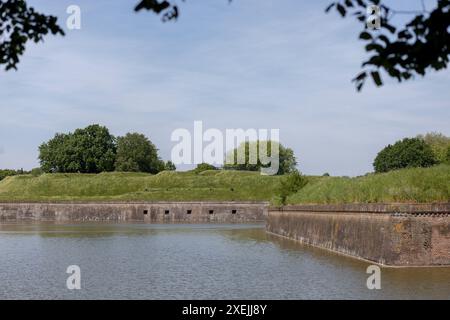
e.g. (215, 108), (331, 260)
(0, 0), (448, 176)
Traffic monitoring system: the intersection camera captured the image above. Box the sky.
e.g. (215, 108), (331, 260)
(0, 0), (448, 176)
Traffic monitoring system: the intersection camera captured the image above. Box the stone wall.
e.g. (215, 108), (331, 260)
(267, 204), (450, 266)
(0, 201), (268, 223)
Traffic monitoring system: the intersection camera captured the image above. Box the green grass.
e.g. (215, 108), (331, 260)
(0, 170), (283, 202)
(287, 164), (450, 204)
(0, 165), (448, 204)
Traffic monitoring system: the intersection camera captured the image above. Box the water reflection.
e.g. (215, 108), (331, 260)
(0, 222), (448, 299)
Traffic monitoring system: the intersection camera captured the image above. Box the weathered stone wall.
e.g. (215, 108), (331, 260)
(267, 204), (450, 266)
(0, 202), (268, 223)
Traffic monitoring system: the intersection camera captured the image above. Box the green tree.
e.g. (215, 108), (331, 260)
(164, 160), (176, 171)
(373, 137), (437, 173)
(417, 132), (450, 164)
(0, 169), (19, 181)
(115, 133), (162, 173)
(39, 124), (116, 173)
(224, 141), (297, 175)
(38, 133), (72, 173)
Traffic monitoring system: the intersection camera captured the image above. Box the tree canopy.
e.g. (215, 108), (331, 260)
(39, 124), (116, 173)
(373, 137), (437, 173)
(224, 140), (297, 175)
(38, 125), (170, 174)
(164, 160), (176, 171)
(115, 132), (163, 173)
(417, 132), (450, 163)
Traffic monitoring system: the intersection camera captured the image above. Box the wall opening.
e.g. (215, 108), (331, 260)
(143, 210), (148, 215)
(187, 210), (192, 214)
(209, 210), (214, 214)
(232, 210), (237, 214)
(164, 210), (170, 215)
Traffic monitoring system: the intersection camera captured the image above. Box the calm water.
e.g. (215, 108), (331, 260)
(0, 222), (448, 300)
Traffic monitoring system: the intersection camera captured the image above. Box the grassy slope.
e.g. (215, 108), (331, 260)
(287, 164), (450, 204)
(0, 170), (283, 202)
(0, 165), (448, 204)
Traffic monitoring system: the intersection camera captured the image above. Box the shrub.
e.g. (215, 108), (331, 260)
(279, 170), (308, 205)
(192, 163), (217, 174)
(30, 168), (43, 177)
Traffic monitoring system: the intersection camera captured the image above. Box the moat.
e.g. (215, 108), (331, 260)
(0, 222), (449, 299)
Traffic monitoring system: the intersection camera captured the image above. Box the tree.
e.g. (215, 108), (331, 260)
(115, 133), (162, 173)
(327, 0), (450, 91)
(39, 124), (116, 173)
(0, 169), (20, 181)
(373, 137), (437, 173)
(164, 160), (176, 171)
(2, 1), (449, 92)
(417, 132), (450, 163)
(38, 132), (72, 173)
(223, 141), (297, 175)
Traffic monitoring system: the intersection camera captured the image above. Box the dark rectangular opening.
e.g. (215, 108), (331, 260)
(143, 210), (148, 215)
(187, 210), (192, 214)
(164, 210), (170, 214)
(232, 209), (237, 214)
(209, 210), (214, 214)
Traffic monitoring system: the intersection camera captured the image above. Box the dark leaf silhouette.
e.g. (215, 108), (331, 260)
(0, 0), (64, 71)
(327, 0), (450, 91)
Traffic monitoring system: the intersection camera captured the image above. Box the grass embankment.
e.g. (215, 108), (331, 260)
(0, 165), (448, 204)
(0, 170), (283, 202)
(286, 164), (450, 204)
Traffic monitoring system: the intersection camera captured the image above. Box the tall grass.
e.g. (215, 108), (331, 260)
(287, 165), (450, 204)
(0, 170), (283, 202)
(0, 165), (448, 203)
